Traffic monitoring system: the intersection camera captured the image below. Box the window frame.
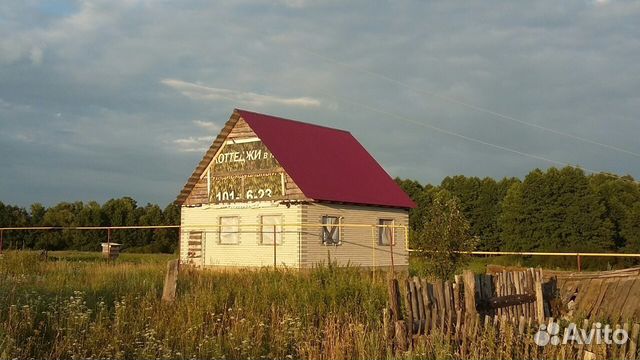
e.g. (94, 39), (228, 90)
(218, 216), (240, 245)
(378, 219), (395, 246)
(321, 215), (342, 246)
(260, 214), (283, 245)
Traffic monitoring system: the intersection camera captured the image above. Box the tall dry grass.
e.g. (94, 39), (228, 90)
(1, 251), (607, 359)
(2, 251), (392, 359)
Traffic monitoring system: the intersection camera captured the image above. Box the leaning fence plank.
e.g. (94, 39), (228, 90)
(421, 279), (432, 333)
(405, 278), (415, 336)
(443, 280), (452, 332)
(431, 284), (438, 331)
(414, 277), (425, 334)
(388, 278), (402, 322)
(409, 278), (419, 330)
(463, 270), (477, 318)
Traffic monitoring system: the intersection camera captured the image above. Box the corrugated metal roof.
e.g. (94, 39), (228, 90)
(236, 109), (415, 209)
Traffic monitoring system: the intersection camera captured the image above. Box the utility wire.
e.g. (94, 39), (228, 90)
(320, 91), (599, 173)
(301, 48), (640, 159)
(193, 28), (639, 184)
(320, 90), (640, 185)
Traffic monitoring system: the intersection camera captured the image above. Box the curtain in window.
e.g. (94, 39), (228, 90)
(379, 219), (394, 245)
(322, 216), (340, 244)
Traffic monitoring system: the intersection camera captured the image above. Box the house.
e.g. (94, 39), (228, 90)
(175, 109), (415, 268)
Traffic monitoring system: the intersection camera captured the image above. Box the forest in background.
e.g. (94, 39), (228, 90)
(0, 198), (179, 253)
(0, 166), (639, 255)
(397, 166), (640, 254)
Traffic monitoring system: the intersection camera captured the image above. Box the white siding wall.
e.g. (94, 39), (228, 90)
(180, 203), (302, 267)
(301, 203), (409, 268)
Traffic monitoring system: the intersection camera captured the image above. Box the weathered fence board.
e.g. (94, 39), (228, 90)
(387, 266), (640, 359)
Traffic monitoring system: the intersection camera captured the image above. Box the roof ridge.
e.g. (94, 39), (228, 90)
(235, 108), (351, 134)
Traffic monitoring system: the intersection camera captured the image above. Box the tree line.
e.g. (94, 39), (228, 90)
(1, 165), (639, 255)
(0, 198), (179, 253)
(397, 166), (640, 254)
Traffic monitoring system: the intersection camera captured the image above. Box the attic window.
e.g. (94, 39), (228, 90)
(322, 216), (341, 245)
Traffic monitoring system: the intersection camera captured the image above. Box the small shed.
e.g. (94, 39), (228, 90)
(101, 242), (121, 260)
(175, 109), (415, 269)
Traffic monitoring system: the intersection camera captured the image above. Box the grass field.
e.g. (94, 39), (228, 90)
(2, 251), (394, 359)
(1, 250), (630, 359)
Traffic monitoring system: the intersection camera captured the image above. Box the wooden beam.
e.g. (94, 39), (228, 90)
(478, 293), (536, 310)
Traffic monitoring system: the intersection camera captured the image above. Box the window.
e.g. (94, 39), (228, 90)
(219, 216), (239, 244)
(261, 215), (282, 245)
(378, 219), (395, 246)
(322, 216), (341, 245)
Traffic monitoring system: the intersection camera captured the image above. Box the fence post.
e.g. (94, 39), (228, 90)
(161, 259), (179, 302)
(577, 253), (582, 272)
(177, 225), (181, 269)
(273, 224), (277, 270)
(463, 270), (477, 318)
(371, 225), (376, 278)
(0, 229), (3, 255)
(389, 225), (395, 273)
(534, 277), (545, 324)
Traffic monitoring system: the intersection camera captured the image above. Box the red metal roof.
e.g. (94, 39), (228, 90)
(237, 109), (416, 209)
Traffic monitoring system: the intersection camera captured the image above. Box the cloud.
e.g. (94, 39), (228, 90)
(161, 79), (321, 107)
(172, 136), (215, 153)
(193, 120), (221, 132)
(1, 1), (640, 207)
(29, 47), (43, 65)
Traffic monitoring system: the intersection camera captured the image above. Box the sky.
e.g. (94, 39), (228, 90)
(1, 0), (639, 207)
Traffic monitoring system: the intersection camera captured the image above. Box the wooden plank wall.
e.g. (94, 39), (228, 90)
(558, 272), (640, 323)
(179, 204), (302, 267)
(488, 265), (640, 323)
(183, 117), (307, 206)
(300, 203), (409, 268)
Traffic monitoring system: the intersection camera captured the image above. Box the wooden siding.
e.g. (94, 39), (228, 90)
(183, 115), (308, 206)
(180, 203), (302, 267)
(177, 112), (239, 205)
(300, 203), (409, 268)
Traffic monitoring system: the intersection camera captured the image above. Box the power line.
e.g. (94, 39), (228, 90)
(321, 90), (640, 185)
(321, 91), (597, 172)
(212, 28), (639, 184)
(346, 87), (636, 185)
(300, 48), (640, 159)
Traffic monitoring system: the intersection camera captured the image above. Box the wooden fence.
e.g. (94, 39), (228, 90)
(386, 268), (640, 359)
(388, 269), (549, 336)
(488, 265), (640, 323)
